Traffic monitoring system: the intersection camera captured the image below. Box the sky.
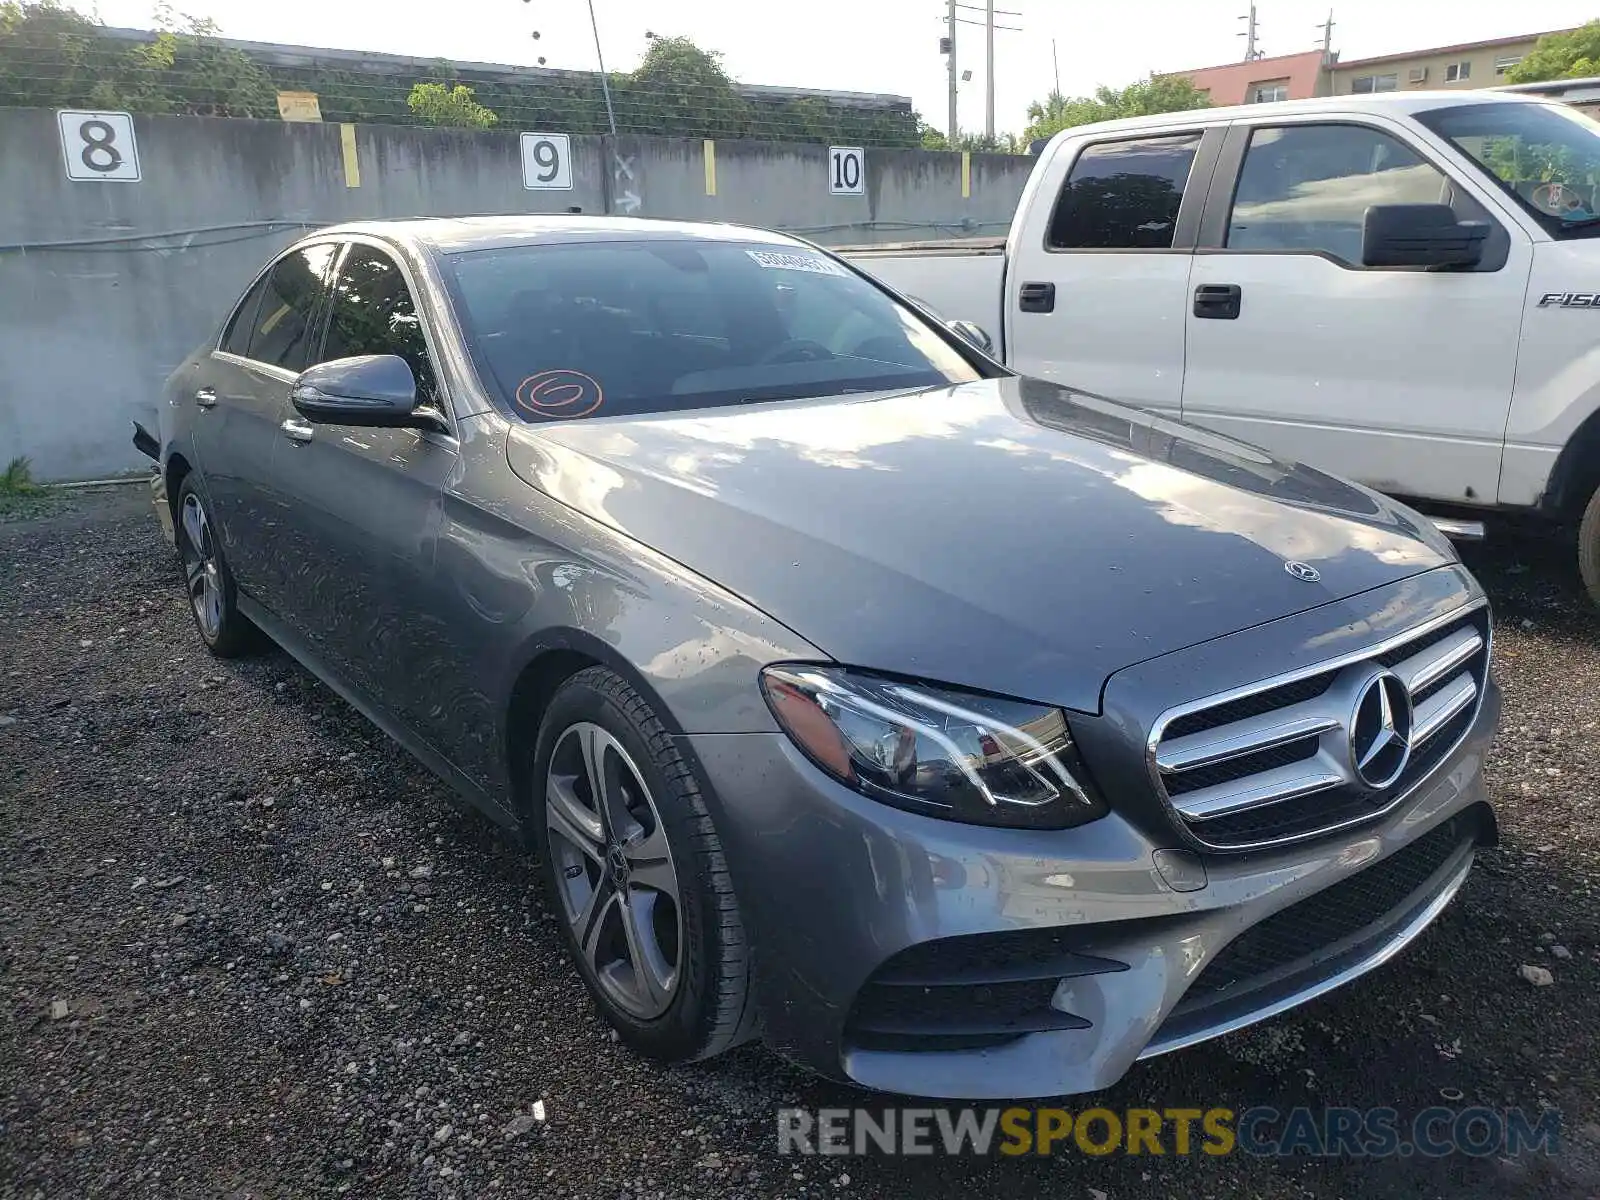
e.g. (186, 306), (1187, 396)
(88, 0), (1600, 134)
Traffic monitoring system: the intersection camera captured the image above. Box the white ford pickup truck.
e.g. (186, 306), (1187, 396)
(843, 90), (1600, 605)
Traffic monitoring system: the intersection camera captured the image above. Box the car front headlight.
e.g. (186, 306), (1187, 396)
(759, 665), (1106, 830)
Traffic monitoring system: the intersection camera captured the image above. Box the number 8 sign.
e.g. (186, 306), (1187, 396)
(57, 111), (141, 182)
(520, 132), (573, 190)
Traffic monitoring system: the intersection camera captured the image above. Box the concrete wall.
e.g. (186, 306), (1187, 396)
(0, 108), (1032, 481)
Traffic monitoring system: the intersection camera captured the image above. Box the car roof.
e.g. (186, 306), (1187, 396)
(310, 214), (813, 255)
(1043, 88), (1554, 142)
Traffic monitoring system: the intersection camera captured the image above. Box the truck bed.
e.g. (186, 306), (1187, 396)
(839, 240), (1007, 357)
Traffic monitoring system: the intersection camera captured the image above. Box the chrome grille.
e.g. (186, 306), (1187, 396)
(1149, 604), (1490, 850)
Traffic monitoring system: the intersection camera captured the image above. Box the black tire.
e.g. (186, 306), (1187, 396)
(1582, 483), (1600, 610)
(174, 475), (261, 658)
(530, 665), (757, 1062)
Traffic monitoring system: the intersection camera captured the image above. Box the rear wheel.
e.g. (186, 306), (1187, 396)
(1581, 483), (1600, 609)
(175, 477), (260, 657)
(531, 666), (756, 1061)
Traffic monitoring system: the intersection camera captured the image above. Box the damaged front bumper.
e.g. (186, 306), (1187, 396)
(133, 421), (174, 547)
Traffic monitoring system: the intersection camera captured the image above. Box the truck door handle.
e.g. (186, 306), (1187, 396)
(280, 417), (315, 444)
(1018, 281), (1056, 313)
(194, 387), (218, 409)
(1194, 283), (1242, 319)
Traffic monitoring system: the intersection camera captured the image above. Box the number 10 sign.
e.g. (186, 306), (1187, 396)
(521, 132), (573, 190)
(828, 146), (864, 196)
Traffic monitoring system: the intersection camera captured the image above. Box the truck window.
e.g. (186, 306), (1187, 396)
(1416, 101), (1600, 238)
(1046, 133), (1202, 250)
(1225, 124), (1459, 264)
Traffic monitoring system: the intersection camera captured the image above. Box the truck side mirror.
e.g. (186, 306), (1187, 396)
(947, 319), (995, 355)
(1362, 204), (1488, 269)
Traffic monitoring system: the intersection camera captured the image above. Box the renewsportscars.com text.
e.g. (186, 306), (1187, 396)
(777, 1106), (1561, 1158)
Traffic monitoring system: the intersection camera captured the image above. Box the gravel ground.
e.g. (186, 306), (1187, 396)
(3, 486), (1599, 1200)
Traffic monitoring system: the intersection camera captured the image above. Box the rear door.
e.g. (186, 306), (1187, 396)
(196, 241), (338, 609)
(1181, 115), (1530, 505)
(268, 238), (459, 749)
(1005, 126), (1223, 417)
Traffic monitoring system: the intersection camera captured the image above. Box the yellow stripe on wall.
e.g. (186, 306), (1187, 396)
(961, 150), (971, 199)
(341, 123), (361, 189)
(704, 139), (717, 196)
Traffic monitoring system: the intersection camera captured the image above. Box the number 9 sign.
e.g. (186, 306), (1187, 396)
(57, 110), (140, 182)
(520, 132), (573, 190)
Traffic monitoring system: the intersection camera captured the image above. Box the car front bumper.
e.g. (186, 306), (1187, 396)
(685, 675), (1498, 1100)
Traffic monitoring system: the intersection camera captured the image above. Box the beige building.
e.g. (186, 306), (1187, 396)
(1328, 29), (1578, 96)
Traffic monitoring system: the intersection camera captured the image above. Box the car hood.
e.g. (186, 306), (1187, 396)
(505, 376), (1452, 712)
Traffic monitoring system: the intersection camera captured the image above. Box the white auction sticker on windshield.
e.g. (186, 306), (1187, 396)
(745, 249), (850, 277)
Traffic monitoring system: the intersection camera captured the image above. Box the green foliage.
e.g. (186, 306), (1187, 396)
(917, 124), (1023, 153)
(0, 0), (274, 115)
(0, 2), (923, 144)
(0, 454), (57, 518)
(613, 35), (747, 138)
(407, 81), (498, 128)
(1023, 73), (1210, 144)
(0, 455), (37, 494)
(1506, 22), (1600, 84)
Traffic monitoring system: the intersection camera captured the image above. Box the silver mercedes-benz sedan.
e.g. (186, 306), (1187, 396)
(140, 216), (1498, 1099)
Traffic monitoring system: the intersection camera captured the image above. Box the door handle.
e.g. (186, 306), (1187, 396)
(280, 417), (315, 444)
(194, 387), (218, 409)
(1194, 283), (1242, 320)
(1018, 281), (1056, 313)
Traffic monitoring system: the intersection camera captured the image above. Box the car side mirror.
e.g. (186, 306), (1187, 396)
(291, 354), (441, 431)
(947, 319), (995, 355)
(1362, 204), (1488, 269)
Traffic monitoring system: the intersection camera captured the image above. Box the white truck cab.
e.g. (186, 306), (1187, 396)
(844, 91), (1600, 605)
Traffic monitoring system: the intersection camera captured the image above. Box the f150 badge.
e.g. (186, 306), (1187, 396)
(1537, 292), (1600, 308)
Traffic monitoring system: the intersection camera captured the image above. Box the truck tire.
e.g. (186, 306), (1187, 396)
(1582, 483), (1600, 609)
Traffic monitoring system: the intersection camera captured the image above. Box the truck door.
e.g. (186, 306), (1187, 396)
(1181, 115), (1531, 507)
(1005, 127), (1223, 418)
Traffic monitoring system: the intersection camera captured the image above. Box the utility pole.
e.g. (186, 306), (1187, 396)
(1052, 37), (1061, 95)
(585, 0), (618, 137)
(947, 0), (958, 143)
(985, 0), (995, 140)
(1315, 9), (1336, 94)
(1239, 4), (1261, 62)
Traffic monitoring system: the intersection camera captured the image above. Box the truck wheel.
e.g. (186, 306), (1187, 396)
(1581, 483), (1600, 609)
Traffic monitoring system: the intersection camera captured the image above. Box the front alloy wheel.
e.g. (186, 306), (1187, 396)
(531, 666), (757, 1062)
(545, 722), (682, 1020)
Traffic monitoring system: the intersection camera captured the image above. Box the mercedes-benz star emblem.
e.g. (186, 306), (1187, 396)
(1284, 560), (1321, 582)
(1349, 671), (1413, 790)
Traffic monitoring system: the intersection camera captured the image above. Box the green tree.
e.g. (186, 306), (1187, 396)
(1023, 72), (1209, 144)
(615, 35), (750, 138)
(406, 81), (498, 128)
(1506, 21), (1600, 83)
(0, 0), (273, 116)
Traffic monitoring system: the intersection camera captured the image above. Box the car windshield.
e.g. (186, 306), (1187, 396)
(1416, 101), (1600, 236)
(443, 238), (988, 421)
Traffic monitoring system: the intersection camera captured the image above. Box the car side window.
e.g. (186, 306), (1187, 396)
(1225, 124), (1470, 264)
(319, 244), (439, 401)
(246, 243), (337, 371)
(220, 274), (269, 356)
(1046, 133), (1203, 250)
